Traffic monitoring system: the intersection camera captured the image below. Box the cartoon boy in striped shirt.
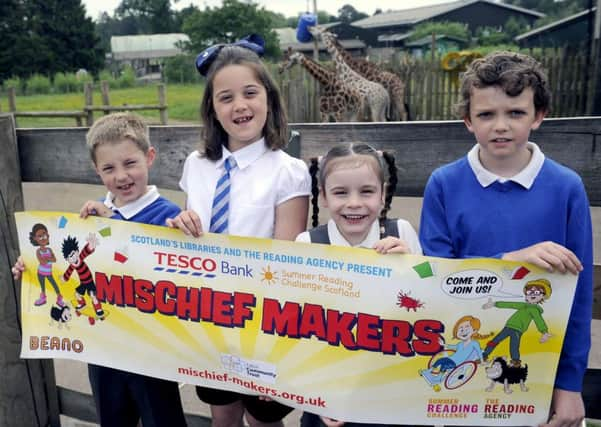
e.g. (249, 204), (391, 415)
(61, 233), (104, 323)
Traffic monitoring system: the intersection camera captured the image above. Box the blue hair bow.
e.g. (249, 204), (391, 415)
(195, 34), (265, 77)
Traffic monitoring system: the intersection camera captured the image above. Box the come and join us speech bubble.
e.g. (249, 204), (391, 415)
(442, 270), (520, 300)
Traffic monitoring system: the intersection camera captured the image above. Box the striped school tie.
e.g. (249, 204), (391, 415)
(209, 156), (236, 233)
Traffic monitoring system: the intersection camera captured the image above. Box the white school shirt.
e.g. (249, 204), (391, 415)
(296, 218), (422, 254)
(467, 141), (545, 189)
(102, 185), (159, 218)
(180, 138), (311, 238)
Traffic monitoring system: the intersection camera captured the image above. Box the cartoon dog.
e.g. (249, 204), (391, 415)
(485, 356), (528, 394)
(50, 304), (72, 330)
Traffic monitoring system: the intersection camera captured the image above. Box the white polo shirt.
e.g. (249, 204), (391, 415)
(296, 218), (422, 254)
(180, 138), (311, 238)
(467, 141), (545, 189)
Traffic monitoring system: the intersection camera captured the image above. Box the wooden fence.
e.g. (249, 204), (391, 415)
(275, 50), (595, 123)
(5, 81), (168, 127)
(1, 114), (600, 426)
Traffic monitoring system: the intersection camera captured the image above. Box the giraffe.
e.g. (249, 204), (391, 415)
(308, 27), (390, 122)
(278, 49), (362, 122)
(331, 37), (408, 121)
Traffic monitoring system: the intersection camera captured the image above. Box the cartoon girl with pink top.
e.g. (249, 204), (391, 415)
(29, 223), (63, 306)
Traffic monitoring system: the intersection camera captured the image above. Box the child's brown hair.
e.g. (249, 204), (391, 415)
(457, 51), (551, 118)
(309, 143), (398, 236)
(85, 112), (151, 164)
(200, 45), (288, 161)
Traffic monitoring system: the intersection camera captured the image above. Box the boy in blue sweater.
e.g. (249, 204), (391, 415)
(79, 112), (187, 427)
(15, 113), (187, 427)
(419, 52), (592, 427)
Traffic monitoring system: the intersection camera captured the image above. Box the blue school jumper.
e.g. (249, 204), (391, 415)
(419, 155), (593, 392)
(88, 194), (186, 427)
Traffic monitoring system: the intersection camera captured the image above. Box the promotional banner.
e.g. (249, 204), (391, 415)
(17, 211), (577, 425)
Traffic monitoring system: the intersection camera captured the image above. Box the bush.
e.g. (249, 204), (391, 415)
(54, 72), (80, 93)
(98, 70), (120, 89)
(117, 65), (136, 88)
(163, 55), (200, 84)
(75, 71), (94, 92)
(27, 74), (52, 94)
(3, 76), (24, 94)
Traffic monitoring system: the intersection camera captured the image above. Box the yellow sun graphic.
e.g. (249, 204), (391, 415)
(261, 265), (278, 285)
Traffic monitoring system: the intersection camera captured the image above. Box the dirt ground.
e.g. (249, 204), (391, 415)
(20, 183), (601, 427)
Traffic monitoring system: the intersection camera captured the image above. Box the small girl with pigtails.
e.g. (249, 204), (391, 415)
(296, 142), (421, 254)
(296, 142), (420, 427)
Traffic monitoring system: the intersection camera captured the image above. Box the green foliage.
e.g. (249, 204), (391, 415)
(27, 74), (52, 95)
(163, 55), (201, 84)
(53, 72), (80, 93)
(115, 0), (176, 33)
(505, 0), (588, 25)
(475, 27), (512, 45)
(267, 10), (288, 28)
(283, 10), (336, 29)
(98, 70), (121, 89)
(77, 72), (94, 91)
(2, 0), (104, 80)
(474, 16), (530, 46)
(471, 44), (522, 55)
(3, 76), (24, 94)
(337, 4), (368, 24)
(409, 21), (470, 42)
(117, 66), (136, 89)
(182, 0), (281, 58)
(504, 16), (530, 39)
(0, 0), (37, 83)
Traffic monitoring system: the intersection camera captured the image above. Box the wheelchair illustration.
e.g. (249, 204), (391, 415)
(418, 349), (479, 392)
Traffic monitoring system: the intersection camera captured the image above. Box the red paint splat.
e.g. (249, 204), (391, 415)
(397, 290), (424, 312)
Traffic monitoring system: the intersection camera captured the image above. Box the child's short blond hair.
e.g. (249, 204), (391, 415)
(86, 112), (151, 164)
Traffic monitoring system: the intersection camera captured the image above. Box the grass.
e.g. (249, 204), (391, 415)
(0, 83), (205, 127)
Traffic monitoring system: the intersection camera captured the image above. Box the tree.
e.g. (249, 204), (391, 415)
(173, 4), (200, 32)
(28, 0), (104, 75)
(182, 0), (280, 58)
(284, 10), (336, 28)
(0, 0), (38, 82)
(337, 4), (368, 24)
(409, 21), (470, 42)
(115, 0), (179, 33)
(0, 0), (104, 82)
(267, 10), (288, 28)
(504, 0), (588, 25)
(317, 10), (337, 24)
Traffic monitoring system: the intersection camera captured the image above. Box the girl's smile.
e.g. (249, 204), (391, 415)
(322, 160), (384, 246)
(212, 64), (268, 152)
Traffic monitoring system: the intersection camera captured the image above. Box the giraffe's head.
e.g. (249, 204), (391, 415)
(310, 28), (337, 47)
(278, 50), (304, 74)
(307, 24), (321, 37)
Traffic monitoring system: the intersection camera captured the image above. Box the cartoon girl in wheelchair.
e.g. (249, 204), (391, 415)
(419, 315), (493, 391)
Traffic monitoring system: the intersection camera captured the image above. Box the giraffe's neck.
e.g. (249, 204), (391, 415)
(300, 56), (335, 86)
(332, 39), (378, 76)
(323, 38), (356, 78)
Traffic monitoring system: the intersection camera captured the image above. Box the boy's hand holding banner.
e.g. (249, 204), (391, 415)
(17, 211), (577, 425)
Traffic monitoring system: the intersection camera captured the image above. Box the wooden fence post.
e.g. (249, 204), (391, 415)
(0, 114), (60, 426)
(8, 87), (17, 112)
(84, 83), (94, 127)
(158, 84), (167, 125)
(101, 81), (110, 116)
